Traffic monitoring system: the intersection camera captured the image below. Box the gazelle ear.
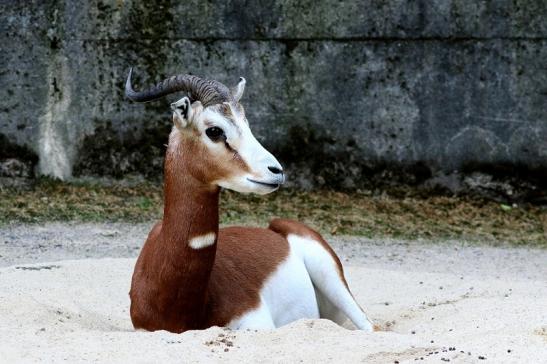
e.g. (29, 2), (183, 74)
(231, 77), (246, 102)
(171, 97), (192, 129)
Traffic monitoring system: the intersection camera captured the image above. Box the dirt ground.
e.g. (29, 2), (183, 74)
(1, 222), (546, 363)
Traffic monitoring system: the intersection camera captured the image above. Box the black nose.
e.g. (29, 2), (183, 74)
(268, 166), (283, 175)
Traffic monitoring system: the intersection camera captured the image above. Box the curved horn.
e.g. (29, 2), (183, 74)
(125, 68), (232, 107)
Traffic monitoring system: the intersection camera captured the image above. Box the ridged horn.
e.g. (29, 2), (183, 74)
(125, 68), (232, 107)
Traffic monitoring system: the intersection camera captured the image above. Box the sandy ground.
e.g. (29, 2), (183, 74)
(0, 222), (546, 363)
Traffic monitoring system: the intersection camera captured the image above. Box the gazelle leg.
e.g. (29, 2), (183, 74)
(288, 234), (374, 332)
(315, 288), (351, 327)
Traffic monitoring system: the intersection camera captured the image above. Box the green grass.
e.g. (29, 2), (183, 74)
(1, 178), (545, 246)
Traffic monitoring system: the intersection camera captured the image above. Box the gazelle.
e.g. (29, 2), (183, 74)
(125, 69), (374, 333)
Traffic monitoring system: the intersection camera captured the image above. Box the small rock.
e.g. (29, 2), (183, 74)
(0, 158), (32, 178)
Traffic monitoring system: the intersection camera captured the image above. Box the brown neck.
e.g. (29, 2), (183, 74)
(163, 145), (220, 242)
(159, 132), (220, 330)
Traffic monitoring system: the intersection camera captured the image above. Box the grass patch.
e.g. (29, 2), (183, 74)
(0, 178), (545, 246)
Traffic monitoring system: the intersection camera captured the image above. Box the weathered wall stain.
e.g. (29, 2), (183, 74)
(1, 1), (546, 201)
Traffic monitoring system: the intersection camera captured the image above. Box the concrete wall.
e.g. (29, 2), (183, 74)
(1, 1), (546, 200)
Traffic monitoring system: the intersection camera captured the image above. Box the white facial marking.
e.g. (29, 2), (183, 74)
(194, 102), (284, 194)
(206, 107), (283, 194)
(188, 232), (216, 249)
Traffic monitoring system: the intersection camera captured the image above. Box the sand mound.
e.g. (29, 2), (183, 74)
(1, 254), (546, 363)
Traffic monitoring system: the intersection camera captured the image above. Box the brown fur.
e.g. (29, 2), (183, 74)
(205, 227), (289, 326)
(129, 128), (289, 332)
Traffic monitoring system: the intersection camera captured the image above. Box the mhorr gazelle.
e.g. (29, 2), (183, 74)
(125, 69), (374, 333)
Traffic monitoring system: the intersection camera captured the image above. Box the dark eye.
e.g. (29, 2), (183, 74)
(205, 127), (225, 142)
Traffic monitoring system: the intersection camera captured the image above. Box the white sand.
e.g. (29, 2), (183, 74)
(0, 223), (546, 363)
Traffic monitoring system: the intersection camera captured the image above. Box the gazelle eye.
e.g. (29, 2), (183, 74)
(205, 127), (225, 142)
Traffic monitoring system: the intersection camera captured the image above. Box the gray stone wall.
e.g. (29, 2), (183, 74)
(1, 1), (546, 200)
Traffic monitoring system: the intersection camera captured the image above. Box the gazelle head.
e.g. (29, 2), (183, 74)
(125, 69), (284, 195)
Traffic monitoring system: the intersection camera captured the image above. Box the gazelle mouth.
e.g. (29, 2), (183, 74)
(247, 178), (281, 189)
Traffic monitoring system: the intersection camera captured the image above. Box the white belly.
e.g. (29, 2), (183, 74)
(228, 248), (319, 329)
